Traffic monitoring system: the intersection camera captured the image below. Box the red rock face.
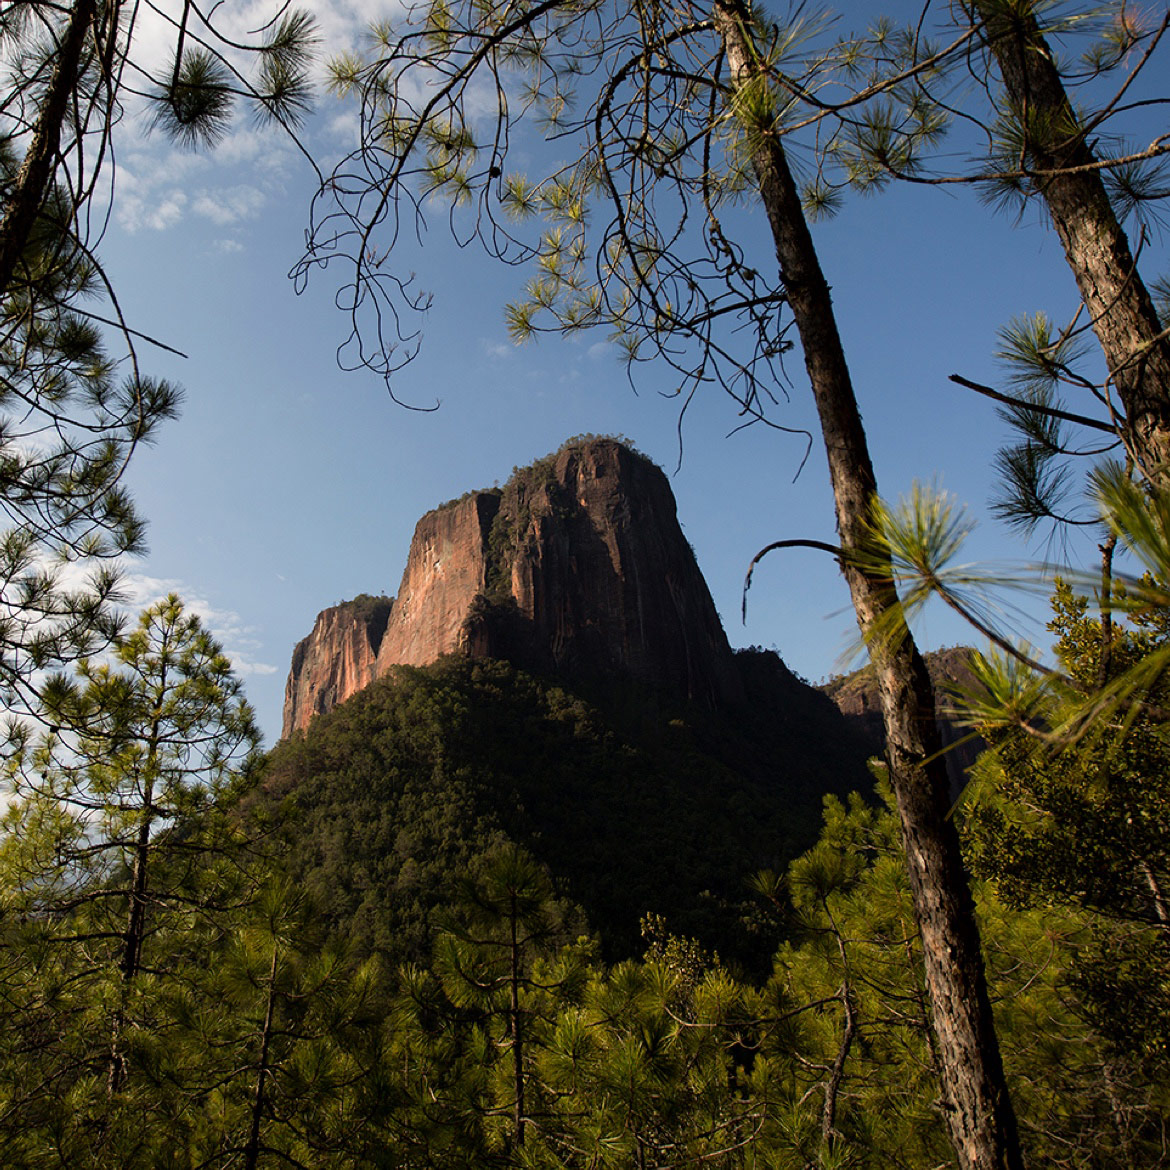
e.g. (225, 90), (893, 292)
(281, 597), (392, 738)
(374, 492), (499, 673)
(282, 438), (744, 736)
(488, 441), (743, 707)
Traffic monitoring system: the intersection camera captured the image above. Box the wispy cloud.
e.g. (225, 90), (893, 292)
(192, 184), (267, 226)
(114, 127), (294, 235)
(121, 574), (277, 678)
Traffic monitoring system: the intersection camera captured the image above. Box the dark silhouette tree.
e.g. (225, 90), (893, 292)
(0, 0), (317, 717)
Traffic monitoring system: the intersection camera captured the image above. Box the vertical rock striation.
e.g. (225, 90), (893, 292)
(375, 491), (500, 671)
(281, 596), (393, 738)
(480, 439), (743, 707)
(282, 437), (743, 737)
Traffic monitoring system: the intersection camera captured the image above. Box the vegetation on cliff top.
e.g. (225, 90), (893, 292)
(434, 433), (650, 515)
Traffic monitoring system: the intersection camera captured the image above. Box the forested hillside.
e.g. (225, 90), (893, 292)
(258, 651), (874, 969)
(4, 0), (1170, 1166)
(2, 595), (1166, 1166)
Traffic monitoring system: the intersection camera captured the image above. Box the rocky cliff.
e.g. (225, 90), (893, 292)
(282, 438), (743, 738)
(822, 646), (985, 794)
(282, 595), (393, 739)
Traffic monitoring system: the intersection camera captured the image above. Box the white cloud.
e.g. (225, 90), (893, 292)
(482, 340), (513, 360)
(212, 126), (295, 179)
(121, 574), (278, 678)
(151, 191), (189, 230)
(116, 149), (207, 232)
(301, 0), (411, 62)
(192, 184), (267, 226)
(114, 114), (293, 235)
(325, 108), (362, 147)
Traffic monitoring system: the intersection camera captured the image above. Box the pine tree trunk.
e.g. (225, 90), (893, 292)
(712, 4), (1023, 1167)
(108, 764), (157, 1094)
(509, 892), (525, 1149)
(970, 0), (1170, 481)
(108, 688), (164, 1095)
(244, 944), (280, 1170)
(0, 0), (97, 297)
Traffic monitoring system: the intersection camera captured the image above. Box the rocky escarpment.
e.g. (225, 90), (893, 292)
(282, 595), (392, 739)
(282, 438), (743, 737)
(460, 439), (744, 708)
(822, 646), (985, 794)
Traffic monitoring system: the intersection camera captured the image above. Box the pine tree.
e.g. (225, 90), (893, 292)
(965, 0), (1170, 483)
(0, 595), (260, 1159)
(178, 880), (385, 1169)
(428, 845), (589, 1158)
(0, 0), (317, 718)
(309, 4), (1022, 1162)
(966, 580), (1170, 1081)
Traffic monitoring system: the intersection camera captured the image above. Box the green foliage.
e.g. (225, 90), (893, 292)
(4, 613), (1166, 1163)
(0, 596), (264, 1161)
(742, 774), (1170, 1167)
(966, 582), (1170, 1076)
(257, 653), (869, 971)
(0, 153), (182, 709)
(0, 0), (316, 718)
(173, 880), (386, 1168)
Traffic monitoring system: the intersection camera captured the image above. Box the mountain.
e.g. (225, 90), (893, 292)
(268, 436), (880, 967)
(282, 594), (392, 736)
(283, 437), (743, 738)
(822, 645), (985, 794)
(260, 650), (875, 970)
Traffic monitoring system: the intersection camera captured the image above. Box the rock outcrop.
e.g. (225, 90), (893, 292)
(821, 646), (985, 793)
(282, 595), (393, 738)
(282, 438), (743, 738)
(374, 491), (498, 672)
(465, 439), (744, 709)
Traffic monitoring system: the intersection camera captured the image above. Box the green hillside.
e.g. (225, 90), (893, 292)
(254, 652), (875, 971)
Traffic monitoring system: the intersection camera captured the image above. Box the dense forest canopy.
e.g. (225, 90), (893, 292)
(1, 0), (1170, 1165)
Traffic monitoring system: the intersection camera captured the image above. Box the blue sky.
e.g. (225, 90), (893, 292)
(96, 0), (1169, 744)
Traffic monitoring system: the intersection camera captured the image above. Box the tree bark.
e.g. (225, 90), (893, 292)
(0, 0), (97, 299)
(969, 0), (1170, 482)
(244, 943), (280, 1170)
(712, 4), (1023, 1167)
(108, 704), (162, 1096)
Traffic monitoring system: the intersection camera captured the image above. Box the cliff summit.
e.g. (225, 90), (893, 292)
(283, 437), (743, 737)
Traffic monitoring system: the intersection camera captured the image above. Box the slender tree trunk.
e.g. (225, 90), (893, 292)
(108, 674), (165, 1095)
(0, 0), (97, 298)
(1142, 860), (1169, 928)
(244, 943), (280, 1170)
(969, 1), (1170, 481)
(1098, 535), (1116, 687)
(822, 919), (856, 1152)
(120, 780), (155, 984)
(108, 759), (158, 1095)
(509, 892), (525, 1149)
(712, 5), (1023, 1167)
